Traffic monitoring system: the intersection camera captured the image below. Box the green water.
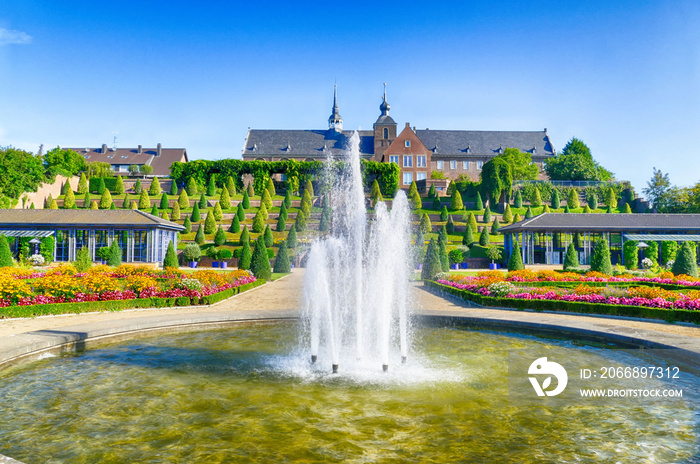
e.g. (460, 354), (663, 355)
(0, 322), (699, 463)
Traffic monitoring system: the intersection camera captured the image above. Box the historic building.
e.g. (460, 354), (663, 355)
(65, 144), (188, 177)
(241, 86), (557, 189)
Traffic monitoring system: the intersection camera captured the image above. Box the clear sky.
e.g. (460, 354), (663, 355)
(1, 1), (698, 195)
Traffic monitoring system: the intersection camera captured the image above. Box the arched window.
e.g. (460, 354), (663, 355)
(383, 128), (389, 139)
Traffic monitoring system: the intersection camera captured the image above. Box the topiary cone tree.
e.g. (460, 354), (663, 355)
(107, 239), (122, 267)
(149, 177), (161, 196)
(421, 238), (441, 280)
(239, 240), (252, 270)
(671, 242), (698, 277)
(590, 237), (613, 275)
(475, 191), (484, 210)
(178, 189), (190, 209)
(287, 224), (298, 248)
(479, 228), (490, 246)
(163, 241), (179, 269)
(450, 190), (463, 211)
(214, 225), (226, 247)
(420, 213), (432, 234)
(507, 241), (524, 271)
(370, 179), (383, 206)
(514, 190), (522, 209)
(563, 242), (579, 271)
(551, 189), (560, 210)
(242, 190), (251, 209)
(263, 224), (274, 248)
(462, 224), (474, 246)
(250, 237), (272, 280)
(230, 215), (241, 233)
(194, 223), (205, 245)
(204, 210), (217, 234)
(191, 203), (201, 222)
(0, 236), (13, 267)
(273, 241), (291, 273)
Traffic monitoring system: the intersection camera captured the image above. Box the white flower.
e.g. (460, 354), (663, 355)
(28, 254), (45, 266)
(487, 281), (518, 297)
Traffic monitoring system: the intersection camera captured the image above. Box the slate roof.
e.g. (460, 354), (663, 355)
(414, 130), (555, 158)
(65, 146), (188, 177)
(500, 213), (700, 232)
(242, 130), (375, 159)
(0, 209), (184, 231)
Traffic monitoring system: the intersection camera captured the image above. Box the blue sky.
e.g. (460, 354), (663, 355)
(1, 1), (698, 195)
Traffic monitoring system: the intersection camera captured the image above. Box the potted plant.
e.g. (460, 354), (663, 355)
(486, 245), (502, 270)
(448, 249), (463, 270)
(207, 247), (219, 268)
(218, 248), (232, 269)
(182, 244), (201, 268)
(97, 246), (111, 265)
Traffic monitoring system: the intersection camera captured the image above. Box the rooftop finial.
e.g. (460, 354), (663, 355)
(328, 83), (343, 131)
(383, 82), (387, 100)
(379, 83), (390, 116)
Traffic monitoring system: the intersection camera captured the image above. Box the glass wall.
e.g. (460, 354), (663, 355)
(55, 229), (71, 262)
(133, 230), (148, 262)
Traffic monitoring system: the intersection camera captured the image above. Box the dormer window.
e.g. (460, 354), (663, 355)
(405, 140), (410, 148)
(532, 146), (537, 154)
(466, 145), (471, 154)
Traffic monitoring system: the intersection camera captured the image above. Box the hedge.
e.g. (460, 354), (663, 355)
(426, 280), (700, 324)
(89, 177), (119, 193)
(0, 279), (266, 319)
(512, 280), (700, 292)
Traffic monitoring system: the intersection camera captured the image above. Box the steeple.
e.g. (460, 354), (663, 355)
(373, 83), (397, 161)
(379, 82), (390, 116)
(328, 84), (343, 132)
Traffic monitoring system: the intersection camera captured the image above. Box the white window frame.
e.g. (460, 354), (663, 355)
(463, 161), (469, 170)
(436, 160), (444, 170)
(389, 155), (399, 165)
(477, 161), (483, 170)
(450, 160), (457, 170)
(416, 172), (427, 181)
(403, 172), (413, 185)
(417, 156), (426, 168)
(403, 155), (413, 168)
(405, 140), (411, 148)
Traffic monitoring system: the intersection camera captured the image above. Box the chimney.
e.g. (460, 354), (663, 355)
(101, 144), (108, 153)
(138, 145), (142, 154)
(156, 143), (162, 156)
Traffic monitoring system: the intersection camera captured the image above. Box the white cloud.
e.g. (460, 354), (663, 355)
(0, 28), (32, 46)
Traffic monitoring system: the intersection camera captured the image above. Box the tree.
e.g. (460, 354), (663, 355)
(253, 209), (266, 233)
(428, 184), (436, 198)
(207, 175), (216, 196)
(194, 223), (205, 245)
(370, 179), (383, 205)
(420, 213), (432, 234)
(263, 224), (274, 248)
(90, 200), (99, 210)
(440, 205), (449, 222)
(220, 186), (231, 209)
(514, 190), (522, 208)
(260, 202), (269, 221)
(74, 246), (92, 272)
(0, 236), (13, 267)
(476, 191), (484, 210)
(114, 175), (125, 195)
(508, 241), (524, 271)
(247, 182), (255, 197)
(567, 189), (580, 209)
(448, 249), (463, 266)
(236, 202), (246, 222)
(239, 225), (250, 247)
(242, 189), (251, 209)
(283, 189), (292, 209)
(133, 178), (142, 194)
(213, 201), (223, 221)
(122, 193), (131, 209)
(462, 224), (474, 246)
(274, 241), (291, 273)
(513, 213), (522, 223)
(63, 188), (76, 209)
(491, 217), (500, 235)
(408, 181), (421, 209)
(525, 205), (533, 219)
(590, 238), (613, 275)
(97, 177), (106, 195)
(150, 204), (158, 216)
(198, 193), (207, 209)
(531, 187), (543, 207)
(661, 241), (678, 265)
(479, 228), (490, 246)
(191, 203), (201, 222)
(86, 161), (114, 179)
(230, 214), (241, 233)
(438, 224), (448, 246)
(304, 179), (314, 198)
(564, 205), (571, 213)
(239, 240), (252, 270)
(543, 204), (550, 213)
(432, 197), (441, 210)
(170, 180), (178, 196)
(250, 237), (272, 280)
(646, 241), (659, 266)
(163, 241), (179, 269)
(266, 177), (276, 199)
(438, 236), (449, 272)
(108, 239), (122, 267)
(171, 202), (181, 221)
(587, 192), (598, 210)
(486, 245), (502, 265)
(623, 203), (632, 214)
(226, 176), (237, 196)
(204, 210), (217, 234)
(287, 224), (298, 248)
(551, 190), (560, 210)
(77, 172), (88, 194)
(128, 165), (140, 177)
(261, 189), (273, 210)
(183, 217), (192, 234)
(545, 137), (613, 181)
(149, 177), (161, 196)
(214, 225), (226, 247)
(182, 244), (201, 264)
(502, 204), (513, 223)
(563, 242), (579, 270)
(623, 240), (639, 270)
(446, 215), (455, 234)
(480, 157), (513, 206)
(421, 238), (441, 280)
(138, 190), (151, 210)
(43, 146), (86, 178)
(139, 165), (154, 176)
(495, 147), (538, 180)
(642, 168), (671, 211)
(159, 193), (169, 210)
(279, 201), (288, 222)
(467, 212), (478, 234)
(671, 242), (698, 277)
(99, 189), (113, 209)
(582, 205), (592, 214)
(605, 188), (617, 209)
(450, 190), (463, 211)
(319, 207), (330, 232)
(294, 209), (307, 231)
(483, 206), (492, 223)
(186, 177), (198, 196)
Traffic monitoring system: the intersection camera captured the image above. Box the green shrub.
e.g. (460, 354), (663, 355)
(587, 192), (598, 210)
(207, 175), (216, 196)
(107, 239), (122, 267)
(133, 178), (142, 194)
(475, 191), (483, 210)
(74, 246), (92, 272)
(264, 224), (274, 248)
(551, 189), (560, 209)
(150, 204), (158, 216)
(606, 188), (616, 208)
(513, 213), (522, 223)
(448, 248), (463, 265)
(99, 189), (112, 209)
(491, 217), (500, 235)
(645, 241), (659, 266)
(274, 241), (291, 273)
(438, 224), (448, 246)
(191, 203), (201, 222)
(438, 237), (449, 272)
(77, 172), (88, 194)
(479, 228), (490, 246)
(182, 243), (201, 262)
(428, 184), (436, 198)
(159, 193), (168, 210)
(149, 177), (161, 196)
(213, 202), (223, 221)
(0, 236), (13, 267)
(623, 203), (632, 213)
(250, 237), (272, 280)
(283, 189), (292, 209)
(370, 179), (383, 205)
(204, 210), (217, 234)
(446, 215), (455, 234)
(623, 240), (638, 270)
(239, 225), (250, 246)
(462, 224), (474, 246)
(63, 188), (76, 209)
(467, 212), (477, 233)
(226, 176), (237, 196)
(96, 246), (111, 262)
(590, 238), (612, 275)
(178, 189), (189, 209)
(409, 181), (422, 209)
(214, 225), (226, 246)
(319, 207), (329, 232)
(170, 180), (178, 196)
(524, 206), (533, 219)
(220, 186), (231, 209)
(661, 241), (678, 265)
(219, 248), (233, 260)
(163, 241), (179, 269)
(294, 211), (306, 232)
(420, 214), (432, 234)
(171, 202), (181, 221)
(198, 193), (207, 209)
(672, 242), (698, 277)
(450, 190), (463, 210)
(40, 236), (54, 263)
(194, 224), (205, 245)
(242, 190), (251, 209)
(183, 217), (192, 234)
(253, 210), (266, 233)
(97, 177), (106, 194)
(238, 241), (252, 270)
(138, 190), (151, 210)
(304, 179), (314, 198)
(563, 243), (579, 270)
(531, 187), (542, 207)
(432, 197), (441, 210)
(567, 189), (580, 208)
(261, 189), (273, 209)
(502, 204), (513, 223)
(287, 224), (298, 248)
(440, 205), (448, 222)
(507, 241), (524, 271)
(514, 190), (523, 208)
(421, 238), (441, 280)
(231, 215), (241, 233)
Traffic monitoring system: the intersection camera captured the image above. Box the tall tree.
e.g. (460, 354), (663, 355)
(495, 147), (538, 180)
(544, 137), (613, 181)
(480, 157), (513, 206)
(642, 167), (672, 211)
(0, 147), (46, 200)
(43, 146), (86, 178)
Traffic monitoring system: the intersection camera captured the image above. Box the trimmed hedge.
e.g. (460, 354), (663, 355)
(426, 280), (700, 324)
(0, 279), (267, 319)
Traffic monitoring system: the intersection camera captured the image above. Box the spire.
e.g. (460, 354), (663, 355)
(379, 82), (390, 116)
(328, 84), (343, 131)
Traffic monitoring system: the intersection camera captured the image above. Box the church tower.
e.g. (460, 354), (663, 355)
(328, 84), (343, 132)
(373, 83), (397, 161)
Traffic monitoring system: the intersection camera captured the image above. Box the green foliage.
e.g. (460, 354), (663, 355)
(260, 202), (269, 221)
(439, 224), (448, 245)
(370, 179), (383, 205)
(495, 147), (538, 180)
(287, 224), (298, 248)
(0, 236), (13, 267)
(49, 198), (59, 209)
(294, 209), (307, 231)
(475, 191), (484, 210)
(133, 178), (142, 194)
(646, 241), (659, 266)
(606, 205), (613, 214)
(587, 192), (598, 210)
(543, 204), (550, 213)
(191, 202), (201, 222)
(77, 173), (88, 194)
(236, 202), (246, 222)
(140, 165), (153, 176)
(590, 238), (613, 275)
(90, 200), (98, 210)
(563, 243), (579, 270)
(99, 189), (112, 209)
(204, 210), (217, 234)
(582, 205), (592, 214)
(63, 188), (76, 209)
(231, 215), (241, 233)
(194, 223), (205, 245)
(525, 206), (533, 219)
(284, 189), (292, 209)
(274, 241), (291, 273)
(483, 206), (491, 223)
(183, 217), (192, 234)
(182, 243), (201, 262)
(266, 177), (276, 199)
(242, 190), (251, 209)
(159, 193), (169, 210)
(508, 241), (524, 271)
(186, 178), (198, 196)
(261, 189), (273, 209)
(214, 225), (226, 246)
(109, 202), (116, 210)
(623, 240), (639, 270)
(567, 189), (580, 209)
(448, 249), (463, 265)
(226, 176), (237, 196)
(623, 203), (632, 213)
(207, 175), (216, 196)
(446, 215), (455, 234)
(247, 182), (255, 197)
(605, 188), (617, 208)
(238, 241), (252, 270)
(319, 206), (330, 232)
(251, 237), (272, 280)
(85, 161), (114, 179)
(545, 137), (614, 181)
(438, 236), (449, 272)
(264, 224), (274, 248)
(432, 197), (441, 210)
(643, 168), (671, 211)
(43, 146), (86, 179)
(149, 177), (161, 196)
(427, 184), (436, 198)
(170, 180), (178, 196)
(551, 189), (560, 209)
(220, 186), (231, 209)
(564, 205), (571, 213)
(213, 202), (223, 221)
(463, 224), (474, 246)
(661, 241), (678, 265)
(450, 190), (463, 210)
(96, 246), (111, 262)
(107, 240), (122, 267)
(239, 225), (250, 246)
(150, 204), (158, 216)
(74, 246), (93, 272)
(502, 204), (513, 223)
(408, 181), (421, 209)
(253, 209), (266, 233)
(138, 190), (151, 210)
(421, 238), (442, 280)
(672, 242), (698, 277)
(480, 157), (513, 206)
(114, 175), (125, 195)
(420, 214), (432, 234)
(440, 205), (448, 222)
(491, 217), (500, 235)
(531, 187), (543, 207)
(163, 241), (179, 269)
(279, 201), (288, 222)
(171, 201), (181, 221)
(514, 190), (523, 208)
(198, 193), (207, 209)
(430, 170), (446, 180)
(479, 228), (490, 246)
(467, 212), (478, 233)
(97, 177), (106, 195)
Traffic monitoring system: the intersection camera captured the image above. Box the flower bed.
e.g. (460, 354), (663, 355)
(0, 265), (260, 318)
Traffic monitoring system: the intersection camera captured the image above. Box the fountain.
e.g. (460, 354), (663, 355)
(302, 132), (411, 374)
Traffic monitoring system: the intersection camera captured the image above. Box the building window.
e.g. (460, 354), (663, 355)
(383, 128), (389, 139)
(417, 156), (426, 167)
(389, 155), (399, 164)
(115, 230), (129, 261)
(477, 161), (483, 170)
(403, 155), (413, 168)
(55, 229), (70, 262)
(417, 172), (427, 181)
(463, 161), (469, 170)
(403, 172), (413, 185)
(437, 160), (444, 170)
(133, 230), (148, 262)
(405, 140), (411, 148)
(450, 160), (456, 170)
